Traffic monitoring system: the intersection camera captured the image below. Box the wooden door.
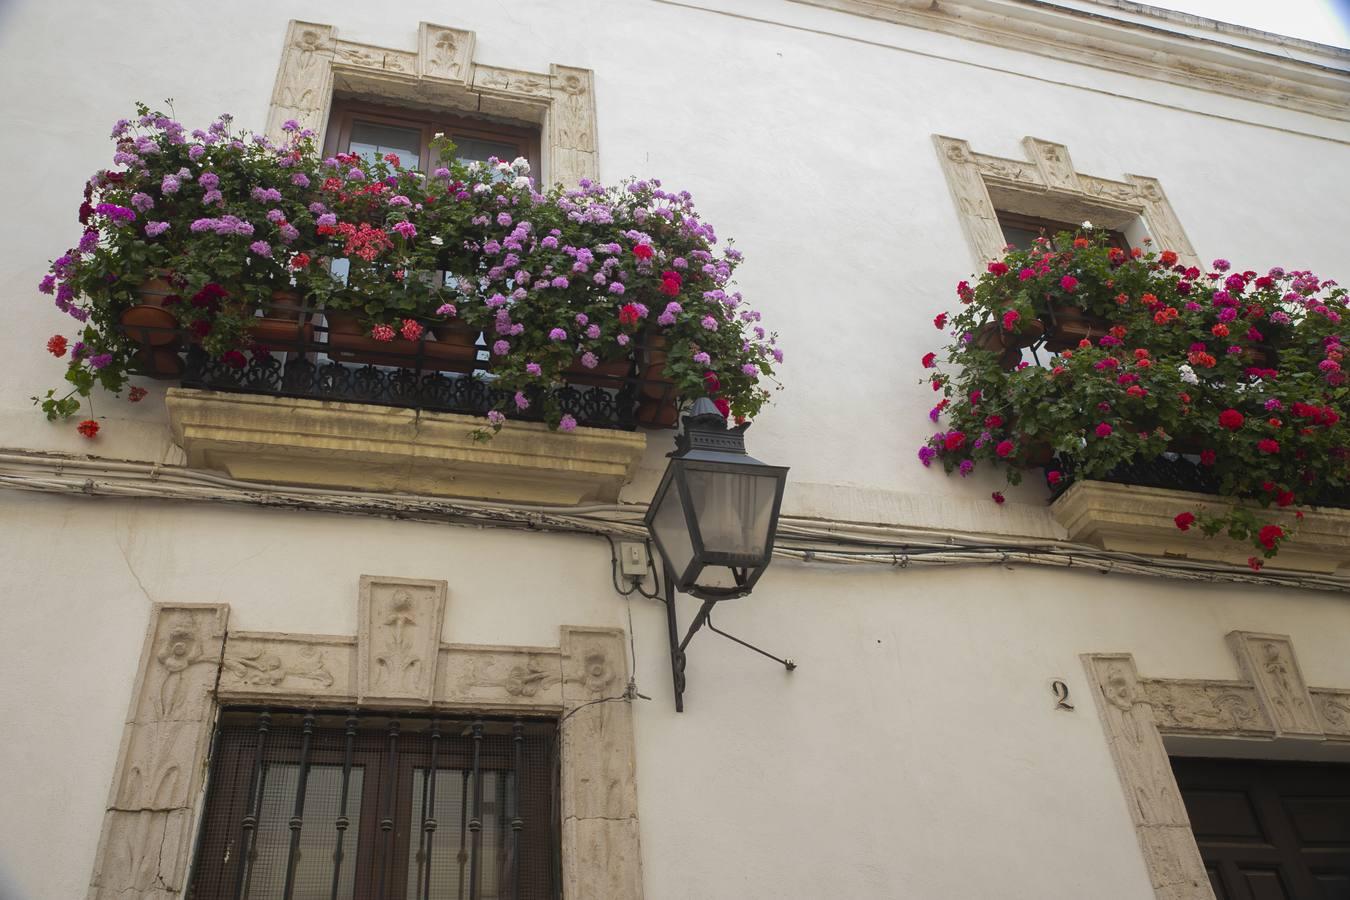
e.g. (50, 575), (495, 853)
(1171, 757), (1350, 899)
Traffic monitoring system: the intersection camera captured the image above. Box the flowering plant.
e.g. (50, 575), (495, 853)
(37, 105), (782, 432)
(920, 228), (1349, 565)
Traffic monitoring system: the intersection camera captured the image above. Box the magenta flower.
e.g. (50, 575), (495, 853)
(249, 241), (272, 257)
(514, 391), (530, 411)
(492, 340), (510, 355)
(701, 315), (719, 331)
(1095, 422), (1113, 438)
(1060, 275), (1078, 292)
(559, 415), (578, 432)
(525, 362), (542, 377)
(548, 328), (567, 341)
(487, 410), (506, 426)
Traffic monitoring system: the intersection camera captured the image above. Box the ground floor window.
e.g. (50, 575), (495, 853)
(188, 708), (557, 899)
(1171, 756), (1350, 899)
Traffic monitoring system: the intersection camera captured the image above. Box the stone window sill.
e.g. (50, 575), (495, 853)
(1050, 480), (1350, 575)
(166, 388), (647, 505)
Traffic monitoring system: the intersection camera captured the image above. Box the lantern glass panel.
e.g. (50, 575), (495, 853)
(649, 477), (696, 579)
(684, 467), (780, 564)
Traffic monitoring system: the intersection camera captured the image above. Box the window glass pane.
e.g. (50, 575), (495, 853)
(248, 763), (365, 900)
(407, 768), (513, 899)
(349, 120), (422, 170)
(1000, 224), (1043, 252)
(453, 136), (522, 165)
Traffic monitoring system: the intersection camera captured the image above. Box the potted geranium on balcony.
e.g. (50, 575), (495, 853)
(920, 228), (1349, 567)
(35, 104), (782, 435)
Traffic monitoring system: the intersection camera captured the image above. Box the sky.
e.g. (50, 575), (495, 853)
(1150, 0), (1350, 48)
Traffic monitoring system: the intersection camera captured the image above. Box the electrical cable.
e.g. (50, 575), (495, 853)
(2, 447), (1346, 593)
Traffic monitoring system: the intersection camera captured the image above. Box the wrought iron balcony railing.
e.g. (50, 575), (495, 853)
(119, 301), (681, 431)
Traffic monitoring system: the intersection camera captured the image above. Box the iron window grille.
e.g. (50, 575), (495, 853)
(187, 708), (557, 900)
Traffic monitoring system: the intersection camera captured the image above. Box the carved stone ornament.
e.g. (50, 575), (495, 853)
(265, 20), (598, 187)
(89, 604), (227, 899)
(90, 582), (646, 899)
(1084, 632), (1350, 900)
(358, 575), (448, 704)
(933, 133), (1201, 270)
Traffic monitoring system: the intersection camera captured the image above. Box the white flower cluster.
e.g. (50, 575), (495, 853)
(1178, 364), (1199, 385)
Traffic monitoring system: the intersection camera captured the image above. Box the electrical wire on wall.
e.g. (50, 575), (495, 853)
(2, 447), (1347, 594)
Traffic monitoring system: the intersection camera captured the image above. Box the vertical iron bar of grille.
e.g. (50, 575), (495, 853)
(421, 718), (441, 900)
(233, 710), (271, 900)
(378, 719), (400, 900)
(468, 718), (484, 900)
(457, 769), (469, 900)
(512, 718), (524, 900)
(329, 711), (357, 900)
(280, 710), (316, 900)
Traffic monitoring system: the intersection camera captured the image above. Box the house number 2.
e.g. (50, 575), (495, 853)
(1051, 679), (1074, 710)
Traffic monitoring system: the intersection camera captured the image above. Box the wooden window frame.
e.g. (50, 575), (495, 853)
(996, 211), (1130, 251)
(324, 99), (541, 173)
(189, 710), (556, 899)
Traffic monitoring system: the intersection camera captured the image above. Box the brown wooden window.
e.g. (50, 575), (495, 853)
(325, 99), (541, 174)
(187, 709), (557, 900)
(996, 211), (1129, 252)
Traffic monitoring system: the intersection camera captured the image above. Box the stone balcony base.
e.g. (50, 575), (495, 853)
(1050, 480), (1350, 574)
(166, 388), (647, 505)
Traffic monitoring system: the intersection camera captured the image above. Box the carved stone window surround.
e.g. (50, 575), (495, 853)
(934, 135), (1200, 270)
(267, 19), (598, 188)
(88, 576), (643, 899)
(1083, 631), (1350, 900)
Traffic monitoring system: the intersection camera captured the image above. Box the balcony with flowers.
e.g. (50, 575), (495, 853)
(34, 106), (781, 504)
(920, 231), (1350, 574)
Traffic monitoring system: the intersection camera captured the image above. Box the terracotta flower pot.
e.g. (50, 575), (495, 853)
(248, 289), (313, 351)
(973, 323), (1032, 371)
(132, 347), (185, 379)
(564, 353), (633, 388)
(326, 311), (477, 371)
(119, 275), (180, 346)
(639, 331), (674, 400)
(1044, 302), (1112, 352)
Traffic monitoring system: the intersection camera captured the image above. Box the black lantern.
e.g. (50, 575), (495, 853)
(646, 399), (791, 710)
(645, 399), (789, 600)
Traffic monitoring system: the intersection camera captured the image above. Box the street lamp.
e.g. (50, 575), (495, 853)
(645, 398), (791, 710)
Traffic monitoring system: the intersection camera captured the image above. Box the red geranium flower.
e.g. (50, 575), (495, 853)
(618, 303), (641, 326)
(47, 335), (68, 357)
(632, 244), (653, 260)
(1257, 438), (1280, 454)
(1218, 409), (1245, 431)
(703, 371), (721, 394)
(713, 397), (730, 418)
(1248, 557), (1264, 571)
(933, 313), (947, 330)
(76, 419), (99, 439)
(991, 491), (1005, 505)
(1160, 250), (1178, 266)
(987, 262), (1009, 276)
(922, 352), (937, 368)
(290, 253), (311, 270)
(1258, 525), (1284, 550)
(995, 440), (1014, 458)
(1200, 449), (1216, 466)
(128, 386), (148, 403)
(944, 432), (966, 451)
(1277, 491), (1295, 507)
(1060, 275), (1079, 292)
(1047, 471), (1062, 486)
(1174, 512), (1195, 531)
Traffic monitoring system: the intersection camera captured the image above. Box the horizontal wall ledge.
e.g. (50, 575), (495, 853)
(165, 388), (647, 505)
(1050, 480), (1350, 575)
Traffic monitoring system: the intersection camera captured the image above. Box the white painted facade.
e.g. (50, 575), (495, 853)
(1, 1), (1348, 898)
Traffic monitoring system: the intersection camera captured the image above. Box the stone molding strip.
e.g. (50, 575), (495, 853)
(793, 0), (1350, 122)
(266, 19), (598, 187)
(935, 135), (1200, 269)
(1083, 632), (1350, 900)
(89, 579), (644, 899)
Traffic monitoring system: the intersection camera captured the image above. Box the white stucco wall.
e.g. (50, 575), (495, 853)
(0, 1), (1348, 898)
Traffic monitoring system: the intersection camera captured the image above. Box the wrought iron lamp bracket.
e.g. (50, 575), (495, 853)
(661, 564), (794, 712)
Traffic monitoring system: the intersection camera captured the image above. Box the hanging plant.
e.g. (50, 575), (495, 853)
(919, 228), (1348, 567)
(34, 103), (783, 435)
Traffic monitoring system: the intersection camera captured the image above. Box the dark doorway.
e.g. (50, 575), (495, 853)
(1171, 757), (1350, 899)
